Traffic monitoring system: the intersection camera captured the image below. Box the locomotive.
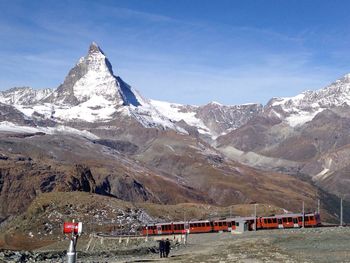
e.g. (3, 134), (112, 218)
(141, 212), (321, 235)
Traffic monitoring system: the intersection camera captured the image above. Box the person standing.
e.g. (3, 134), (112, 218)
(165, 238), (171, 258)
(159, 238), (165, 258)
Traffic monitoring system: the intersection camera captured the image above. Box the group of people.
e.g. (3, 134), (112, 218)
(158, 238), (171, 258)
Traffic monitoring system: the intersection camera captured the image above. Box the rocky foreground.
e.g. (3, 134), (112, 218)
(1, 227), (350, 262)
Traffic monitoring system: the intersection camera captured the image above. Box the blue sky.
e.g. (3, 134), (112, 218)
(1, 0), (350, 105)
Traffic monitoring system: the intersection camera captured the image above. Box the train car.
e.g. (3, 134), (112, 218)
(172, 221), (187, 234)
(141, 223), (173, 235)
(188, 220), (212, 233)
(303, 213), (321, 227)
(259, 213), (320, 229)
(212, 219), (228, 232)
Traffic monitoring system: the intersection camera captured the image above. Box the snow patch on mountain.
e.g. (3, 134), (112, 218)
(0, 121), (99, 139)
(13, 97), (125, 123)
(285, 108), (323, 127)
(129, 102), (188, 133)
(0, 87), (53, 105)
(150, 100), (211, 135)
(72, 66), (120, 104)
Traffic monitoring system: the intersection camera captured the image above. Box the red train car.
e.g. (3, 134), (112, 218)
(189, 220), (212, 233)
(140, 212), (321, 236)
(141, 221), (188, 236)
(258, 213), (321, 229)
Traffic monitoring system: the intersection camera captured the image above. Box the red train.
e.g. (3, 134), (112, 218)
(141, 212), (321, 235)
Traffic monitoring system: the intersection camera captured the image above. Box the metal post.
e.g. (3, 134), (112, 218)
(302, 201), (305, 228)
(254, 204), (257, 231)
(340, 198), (343, 227)
(317, 199), (320, 214)
(67, 236), (77, 263)
(146, 225), (148, 242)
(230, 206), (232, 218)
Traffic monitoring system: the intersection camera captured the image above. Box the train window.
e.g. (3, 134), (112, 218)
(267, 219), (272, 224)
(309, 216), (314, 221)
(232, 221), (235, 225)
(282, 218), (287, 223)
(288, 217), (292, 223)
(206, 223), (210, 227)
(264, 219), (267, 224)
(305, 216), (309, 222)
(219, 222), (222, 226)
(214, 222), (217, 226)
(272, 218), (277, 223)
(223, 222), (227, 226)
(298, 217), (302, 222)
(190, 223), (194, 227)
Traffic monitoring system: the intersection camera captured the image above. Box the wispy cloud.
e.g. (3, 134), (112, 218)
(104, 6), (178, 23)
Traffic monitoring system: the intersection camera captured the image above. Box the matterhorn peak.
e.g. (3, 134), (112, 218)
(47, 42), (125, 106)
(88, 41), (105, 56)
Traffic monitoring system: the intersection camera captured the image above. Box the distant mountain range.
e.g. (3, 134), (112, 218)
(1, 42), (350, 230)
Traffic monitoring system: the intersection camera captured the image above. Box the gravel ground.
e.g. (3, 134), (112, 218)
(1, 227), (350, 262)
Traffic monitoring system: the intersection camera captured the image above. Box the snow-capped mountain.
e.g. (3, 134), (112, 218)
(0, 43), (185, 132)
(266, 73), (350, 127)
(46, 42), (140, 106)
